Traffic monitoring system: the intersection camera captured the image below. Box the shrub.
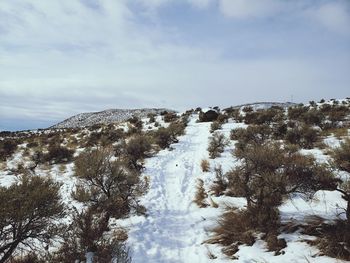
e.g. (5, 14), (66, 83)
(0, 139), (18, 161)
(124, 135), (153, 170)
(210, 165), (227, 196)
(0, 174), (65, 263)
(52, 208), (131, 263)
(199, 110), (219, 122)
(331, 139), (350, 225)
(163, 112), (178, 123)
(265, 231), (287, 255)
(228, 142), (337, 229)
(230, 125), (272, 150)
(207, 132), (229, 159)
(285, 124), (319, 149)
(207, 208), (255, 258)
(147, 113), (156, 123)
(332, 138), (350, 173)
(300, 218), (350, 261)
(210, 121), (222, 133)
(73, 147), (148, 218)
(200, 159), (210, 172)
(44, 145), (74, 164)
(194, 179), (208, 208)
(153, 121), (186, 149)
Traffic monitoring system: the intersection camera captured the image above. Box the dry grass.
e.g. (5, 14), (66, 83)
(321, 127), (349, 139)
(207, 207), (255, 258)
(200, 159), (210, 172)
(194, 179), (209, 208)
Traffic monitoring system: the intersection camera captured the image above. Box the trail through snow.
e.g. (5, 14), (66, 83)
(128, 118), (215, 263)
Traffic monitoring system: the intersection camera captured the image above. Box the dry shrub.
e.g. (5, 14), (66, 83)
(0, 139), (18, 161)
(210, 165), (227, 196)
(208, 208), (255, 258)
(200, 159), (210, 172)
(44, 145), (74, 164)
(163, 112), (178, 123)
(296, 217), (350, 261)
(194, 179), (208, 208)
(332, 138), (350, 173)
(210, 121), (222, 133)
(208, 132), (229, 159)
(264, 231), (287, 255)
(124, 134), (153, 170)
(73, 147), (148, 218)
(52, 208), (132, 263)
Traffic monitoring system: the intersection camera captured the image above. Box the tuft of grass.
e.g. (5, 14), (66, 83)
(194, 179), (209, 208)
(200, 159), (210, 172)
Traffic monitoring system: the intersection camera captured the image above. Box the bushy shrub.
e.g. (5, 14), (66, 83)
(332, 138), (350, 173)
(0, 175), (65, 263)
(73, 147), (148, 217)
(210, 121), (222, 133)
(228, 142), (337, 229)
(124, 135), (153, 170)
(163, 112), (178, 123)
(199, 110), (219, 122)
(153, 121), (186, 149)
(52, 208), (131, 263)
(44, 145), (74, 164)
(147, 113), (156, 123)
(285, 124), (319, 149)
(210, 165), (227, 196)
(0, 139), (18, 161)
(230, 125), (272, 150)
(244, 108), (284, 125)
(208, 132), (229, 159)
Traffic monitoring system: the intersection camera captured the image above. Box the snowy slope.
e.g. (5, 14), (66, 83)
(51, 108), (173, 129)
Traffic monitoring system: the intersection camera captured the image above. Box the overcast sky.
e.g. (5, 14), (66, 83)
(0, 0), (349, 130)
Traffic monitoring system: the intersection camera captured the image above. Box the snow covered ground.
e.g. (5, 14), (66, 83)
(121, 116), (348, 263)
(1, 111), (349, 262)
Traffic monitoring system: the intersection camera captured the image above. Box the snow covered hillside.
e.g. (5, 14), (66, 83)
(51, 108), (174, 129)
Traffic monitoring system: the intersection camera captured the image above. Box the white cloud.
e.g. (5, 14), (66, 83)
(307, 2), (350, 35)
(218, 0), (282, 19)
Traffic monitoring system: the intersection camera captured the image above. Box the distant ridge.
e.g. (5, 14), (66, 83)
(50, 108), (174, 129)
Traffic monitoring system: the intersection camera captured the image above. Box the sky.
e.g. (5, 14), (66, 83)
(0, 0), (349, 131)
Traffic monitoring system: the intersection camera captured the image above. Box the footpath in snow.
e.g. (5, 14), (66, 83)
(127, 117), (218, 263)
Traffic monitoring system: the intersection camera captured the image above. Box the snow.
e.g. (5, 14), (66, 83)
(127, 118), (216, 262)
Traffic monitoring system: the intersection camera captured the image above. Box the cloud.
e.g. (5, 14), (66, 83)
(307, 1), (350, 36)
(0, 0), (349, 130)
(218, 0), (282, 19)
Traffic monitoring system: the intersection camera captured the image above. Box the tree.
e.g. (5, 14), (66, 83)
(0, 174), (65, 263)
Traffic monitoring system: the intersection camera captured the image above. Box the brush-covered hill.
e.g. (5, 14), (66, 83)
(50, 108), (175, 129)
